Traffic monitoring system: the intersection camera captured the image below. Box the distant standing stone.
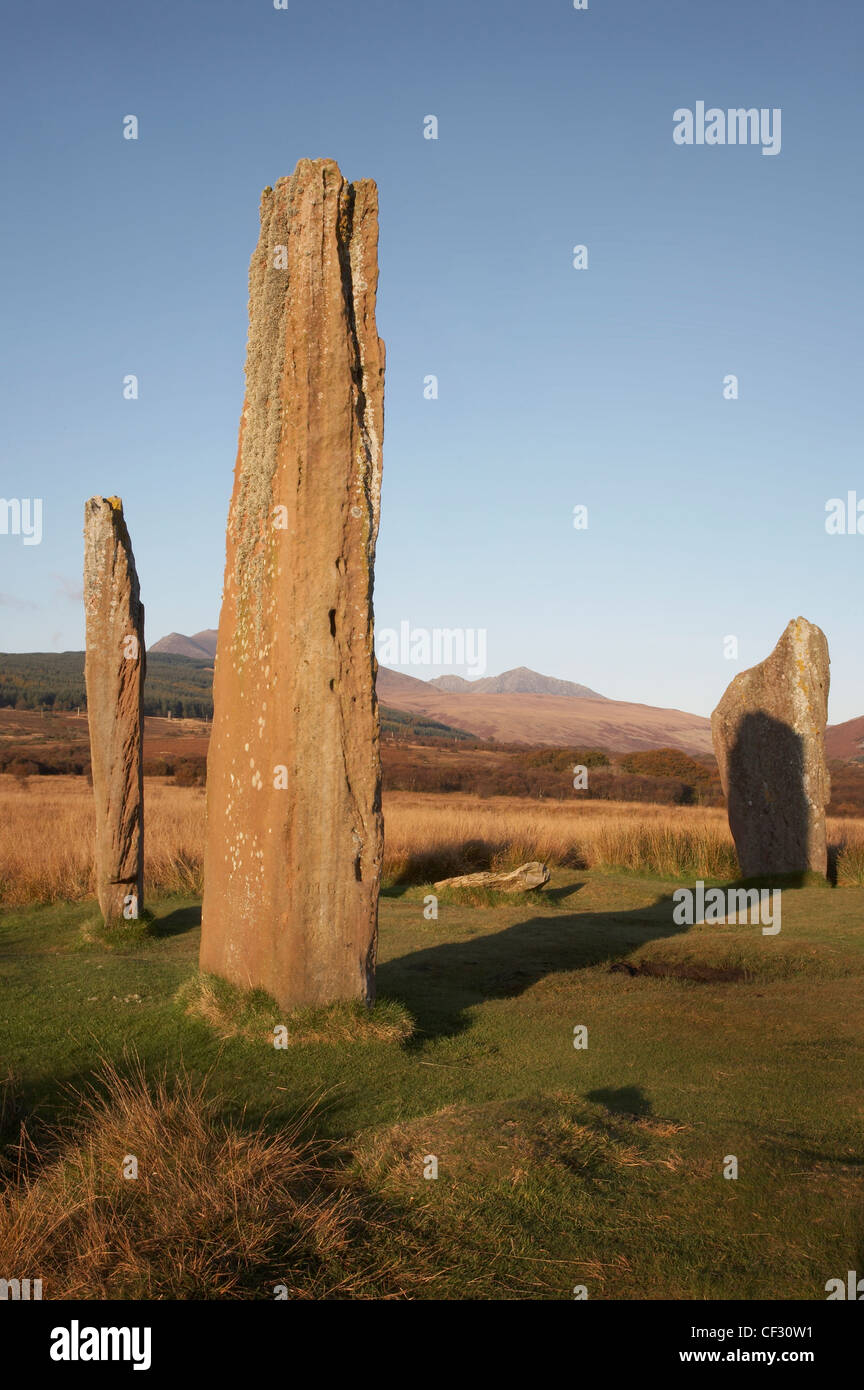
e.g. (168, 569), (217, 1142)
(711, 617), (830, 879)
(83, 496), (145, 924)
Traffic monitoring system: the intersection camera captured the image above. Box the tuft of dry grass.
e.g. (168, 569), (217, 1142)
(0, 1060), (422, 1299)
(4, 776), (864, 905)
(835, 834), (864, 885)
(355, 1097), (688, 1196)
(0, 1071), (25, 1166)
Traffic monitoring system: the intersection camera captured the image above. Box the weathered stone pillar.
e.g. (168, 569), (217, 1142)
(83, 496), (145, 923)
(200, 158), (385, 1009)
(711, 617), (830, 879)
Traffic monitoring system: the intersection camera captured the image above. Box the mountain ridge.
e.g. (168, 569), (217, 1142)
(149, 630), (218, 661)
(429, 665), (606, 699)
(140, 632), (864, 757)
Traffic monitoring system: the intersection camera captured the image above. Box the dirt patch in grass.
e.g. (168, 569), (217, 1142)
(609, 959), (746, 983)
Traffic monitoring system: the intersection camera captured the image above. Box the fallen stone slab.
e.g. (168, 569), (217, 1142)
(433, 862), (551, 893)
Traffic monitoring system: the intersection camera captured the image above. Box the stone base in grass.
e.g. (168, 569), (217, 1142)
(179, 974), (414, 1046)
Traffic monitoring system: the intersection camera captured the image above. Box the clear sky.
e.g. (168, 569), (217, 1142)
(1, 0), (861, 719)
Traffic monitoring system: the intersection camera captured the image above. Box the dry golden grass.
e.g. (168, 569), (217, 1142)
(0, 1060), (419, 1299)
(3, 775), (864, 905)
(383, 792), (741, 882)
(355, 1096), (689, 1196)
(0, 776), (204, 905)
(382, 792), (864, 884)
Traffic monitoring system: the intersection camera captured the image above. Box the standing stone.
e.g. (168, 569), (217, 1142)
(200, 158), (385, 1010)
(711, 617), (830, 879)
(83, 496), (145, 924)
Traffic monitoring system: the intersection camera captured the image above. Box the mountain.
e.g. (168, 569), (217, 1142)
(149, 630), (218, 660)
(8, 631), (864, 761)
(825, 716), (864, 761)
(377, 663), (710, 751)
(143, 636), (712, 752)
(375, 684), (714, 754)
(375, 666), (439, 699)
(428, 673), (475, 692)
(428, 666), (606, 699)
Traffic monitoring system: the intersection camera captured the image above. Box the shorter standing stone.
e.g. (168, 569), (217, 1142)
(711, 617), (830, 879)
(84, 496), (146, 924)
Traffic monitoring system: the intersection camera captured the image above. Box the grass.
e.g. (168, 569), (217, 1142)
(80, 909), (158, 949)
(1, 868), (863, 1299)
(6, 776), (864, 907)
(180, 973), (414, 1046)
(0, 1060), (426, 1299)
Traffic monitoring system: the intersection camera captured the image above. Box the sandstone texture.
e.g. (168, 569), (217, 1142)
(711, 617), (830, 879)
(83, 496), (145, 923)
(434, 862), (551, 893)
(200, 158), (385, 1010)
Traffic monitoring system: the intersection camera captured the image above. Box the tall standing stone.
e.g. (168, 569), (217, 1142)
(83, 496), (145, 924)
(200, 159), (385, 1010)
(711, 617), (830, 879)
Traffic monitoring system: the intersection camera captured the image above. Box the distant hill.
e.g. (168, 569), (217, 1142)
(376, 685), (715, 754)
(378, 663), (712, 753)
(428, 674), (475, 692)
(130, 638), (698, 753)
(428, 666), (606, 699)
(149, 630), (218, 660)
(825, 716), (864, 761)
(0, 649), (474, 743)
(15, 634), (860, 760)
(0, 651), (214, 719)
(379, 707), (476, 742)
(376, 666), (446, 699)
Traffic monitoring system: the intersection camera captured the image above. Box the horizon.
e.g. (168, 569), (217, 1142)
(4, 631), (858, 730)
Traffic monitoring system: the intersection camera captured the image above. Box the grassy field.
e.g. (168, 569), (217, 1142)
(1, 862), (862, 1299)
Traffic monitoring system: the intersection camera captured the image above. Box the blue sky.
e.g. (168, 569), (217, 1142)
(1, 0), (861, 719)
